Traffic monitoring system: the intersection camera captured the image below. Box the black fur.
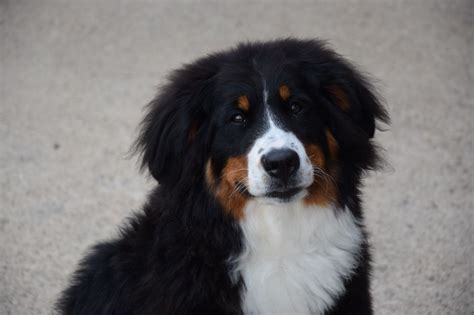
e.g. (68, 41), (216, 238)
(58, 38), (388, 315)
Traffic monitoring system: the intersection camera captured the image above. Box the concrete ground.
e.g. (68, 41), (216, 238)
(1, 0), (473, 314)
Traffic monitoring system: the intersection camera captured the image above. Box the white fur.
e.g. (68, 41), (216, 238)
(235, 84), (362, 314)
(247, 86), (313, 197)
(231, 201), (363, 315)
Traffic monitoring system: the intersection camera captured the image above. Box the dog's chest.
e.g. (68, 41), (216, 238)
(232, 202), (363, 315)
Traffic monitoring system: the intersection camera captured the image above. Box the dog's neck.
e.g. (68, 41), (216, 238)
(231, 199), (363, 315)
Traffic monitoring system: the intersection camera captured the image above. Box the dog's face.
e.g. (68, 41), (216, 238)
(205, 78), (339, 219)
(135, 39), (388, 220)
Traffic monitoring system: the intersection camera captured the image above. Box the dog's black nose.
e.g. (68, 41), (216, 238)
(261, 149), (300, 180)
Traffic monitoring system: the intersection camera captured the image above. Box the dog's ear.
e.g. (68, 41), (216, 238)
(323, 68), (388, 138)
(133, 64), (216, 185)
(303, 58), (389, 139)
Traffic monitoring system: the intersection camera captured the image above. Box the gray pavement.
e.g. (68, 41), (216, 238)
(1, 0), (473, 314)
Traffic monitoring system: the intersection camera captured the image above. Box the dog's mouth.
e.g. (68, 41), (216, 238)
(265, 187), (305, 201)
(247, 186), (304, 201)
(246, 176), (314, 202)
(246, 175), (314, 203)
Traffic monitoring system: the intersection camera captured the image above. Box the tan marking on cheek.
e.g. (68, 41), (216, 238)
(205, 159), (215, 187)
(305, 144), (325, 169)
(237, 95), (250, 112)
(325, 129), (339, 158)
(206, 156), (249, 220)
(303, 144), (338, 207)
(279, 84), (291, 101)
(326, 85), (350, 111)
(304, 179), (337, 207)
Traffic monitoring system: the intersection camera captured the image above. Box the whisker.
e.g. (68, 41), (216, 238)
(312, 166), (336, 196)
(228, 181), (247, 199)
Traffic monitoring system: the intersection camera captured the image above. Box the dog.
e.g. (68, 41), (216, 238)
(58, 38), (388, 315)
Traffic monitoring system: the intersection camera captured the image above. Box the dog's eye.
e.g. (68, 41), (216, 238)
(231, 113), (246, 124)
(290, 102), (302, 114)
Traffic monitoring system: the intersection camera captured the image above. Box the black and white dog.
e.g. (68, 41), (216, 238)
(58, 38), (388, 314)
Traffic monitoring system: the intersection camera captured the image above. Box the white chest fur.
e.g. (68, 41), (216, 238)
(232, 201), (363, 315)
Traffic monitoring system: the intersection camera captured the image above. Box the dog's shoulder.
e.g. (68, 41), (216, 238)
(57, 193), (244, 314)
(56, 212), (153, 314)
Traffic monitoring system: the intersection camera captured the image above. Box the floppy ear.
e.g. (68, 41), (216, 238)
(304, 59), (389, 138)
(322, 66), (388, 138)
(133, 65), (216, 185)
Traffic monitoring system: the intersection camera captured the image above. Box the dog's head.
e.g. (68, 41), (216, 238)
(134, 39), (388, 219)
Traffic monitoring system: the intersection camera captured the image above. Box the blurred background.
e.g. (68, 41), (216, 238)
(1, 0), (472, 314)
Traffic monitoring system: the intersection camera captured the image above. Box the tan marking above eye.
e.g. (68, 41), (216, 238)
(279, 84), (291, 101)
(205, 157), (249, 220)
(237, 95), (250, 112)
(326, 85), (350, 111)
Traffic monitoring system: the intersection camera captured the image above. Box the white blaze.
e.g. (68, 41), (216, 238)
(246, 85), (313, 197)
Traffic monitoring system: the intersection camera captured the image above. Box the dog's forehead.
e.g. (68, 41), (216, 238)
(213, 66), (301, 111)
